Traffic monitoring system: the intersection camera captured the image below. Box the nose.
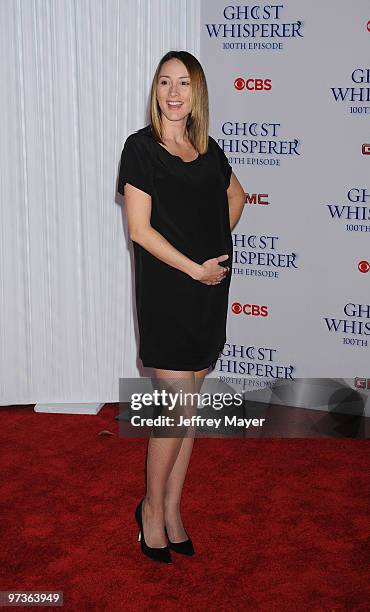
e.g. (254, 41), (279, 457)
(169, 82), (179, 96)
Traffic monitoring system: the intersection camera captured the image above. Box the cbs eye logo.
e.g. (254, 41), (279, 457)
(234, 77), (272, 91)
(358, 260), (370, 273)
(231, 302), (269, 317)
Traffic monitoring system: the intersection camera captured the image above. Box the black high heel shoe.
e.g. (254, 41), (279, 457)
(134, 499), (172, 564)
(165, 526), (195, 556)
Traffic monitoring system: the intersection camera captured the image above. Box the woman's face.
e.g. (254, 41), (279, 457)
(156, 58), (192, 123)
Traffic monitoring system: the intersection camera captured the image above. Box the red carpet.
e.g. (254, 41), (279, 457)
(1, 404), (369, 611)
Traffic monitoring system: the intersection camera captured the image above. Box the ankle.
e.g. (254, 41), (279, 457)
(143, 496), (164, 517)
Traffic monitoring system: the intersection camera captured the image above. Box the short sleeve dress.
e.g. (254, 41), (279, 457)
(118, 124), (233, 371)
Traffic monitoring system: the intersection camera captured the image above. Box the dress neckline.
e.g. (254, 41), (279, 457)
(158, 143), (200, 164)
(146, 125), (200, 164)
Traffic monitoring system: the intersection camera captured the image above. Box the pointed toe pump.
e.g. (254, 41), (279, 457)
(165, 527), (195, 556)
(135, 499), (172, 564)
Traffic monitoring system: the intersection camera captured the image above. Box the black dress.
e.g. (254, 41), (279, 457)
(118, 124), (233, 371)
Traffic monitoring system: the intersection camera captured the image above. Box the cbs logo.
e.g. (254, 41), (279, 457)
(234, 77), (272, 91)
(358, 260), (370, 273)
(231, 302), (268, 317)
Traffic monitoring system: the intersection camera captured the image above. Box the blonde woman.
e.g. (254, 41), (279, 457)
(118, 50), (245, 563)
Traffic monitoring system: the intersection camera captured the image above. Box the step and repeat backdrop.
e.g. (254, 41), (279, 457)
(200, 0), (370, 415)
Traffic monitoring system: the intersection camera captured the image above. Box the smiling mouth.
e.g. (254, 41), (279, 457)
(167, 101), (183, 108)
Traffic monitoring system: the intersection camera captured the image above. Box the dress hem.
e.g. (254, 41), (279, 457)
(140, 353), (222, 372)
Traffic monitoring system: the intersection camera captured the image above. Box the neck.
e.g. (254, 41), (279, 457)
(161, 114), (189, 144)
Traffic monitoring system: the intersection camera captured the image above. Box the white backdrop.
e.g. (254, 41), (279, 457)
(200, 0), (370, 416)
(0, 0), (199, 404)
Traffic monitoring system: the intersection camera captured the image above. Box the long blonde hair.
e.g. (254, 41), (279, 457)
(149, 51), (209, 155)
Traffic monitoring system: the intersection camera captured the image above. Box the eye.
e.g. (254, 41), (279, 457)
(181, 81), (190, 86)
(159, 79), (168, 85)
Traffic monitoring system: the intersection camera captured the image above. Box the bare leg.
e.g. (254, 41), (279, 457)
(142, 369), (196, 548)
(164, 367), (209, 542)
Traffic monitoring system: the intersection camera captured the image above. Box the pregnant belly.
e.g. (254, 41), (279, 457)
(151, 222), (231, 265)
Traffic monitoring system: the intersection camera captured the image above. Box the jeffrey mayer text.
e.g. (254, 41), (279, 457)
(178, 416), (265, 428)
(131, 415), (266, 429)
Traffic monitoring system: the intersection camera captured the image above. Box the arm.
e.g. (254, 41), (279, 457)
(227, 172), (245, 231)
(124, 183), (206, 281)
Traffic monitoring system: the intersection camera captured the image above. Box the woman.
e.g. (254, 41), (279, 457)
(118, 50), (245, 563)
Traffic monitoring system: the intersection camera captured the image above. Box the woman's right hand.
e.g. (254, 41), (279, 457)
(197, 254), (230, 285)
